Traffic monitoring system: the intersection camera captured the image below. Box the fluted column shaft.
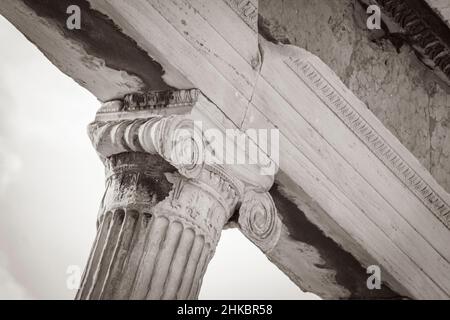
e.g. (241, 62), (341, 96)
(77, 152), (239, 300)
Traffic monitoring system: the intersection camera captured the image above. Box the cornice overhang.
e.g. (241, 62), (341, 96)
(372, 0), (450, 86)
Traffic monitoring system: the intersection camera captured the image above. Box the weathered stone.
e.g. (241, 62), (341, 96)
(259, 0), (450, 193)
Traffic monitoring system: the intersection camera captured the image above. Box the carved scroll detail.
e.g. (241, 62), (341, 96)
(238, 190), (281, 253)
(89, 115), (205, 179)
(147, 115), (205, 179)
(286, 57), (450, 229)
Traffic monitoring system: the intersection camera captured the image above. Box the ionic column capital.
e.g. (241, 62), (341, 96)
(89, 88), (278, 190)
(89, 89), (283, 244)
(88, 114), (204, 180)
(82, 90), (283, 300)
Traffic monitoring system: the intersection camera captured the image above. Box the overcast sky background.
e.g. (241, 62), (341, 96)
(0, 15), (318, 300)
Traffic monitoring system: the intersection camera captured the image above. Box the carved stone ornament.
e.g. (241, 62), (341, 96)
(238, 189), (282, 253)
(78, 89), (281, 300)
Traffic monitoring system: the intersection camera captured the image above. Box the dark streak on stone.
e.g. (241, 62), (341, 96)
(270, 183), (405, 299)
(21, 0), (171, 98)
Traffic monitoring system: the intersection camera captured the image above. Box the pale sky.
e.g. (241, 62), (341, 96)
(0, 15), (318, 300)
